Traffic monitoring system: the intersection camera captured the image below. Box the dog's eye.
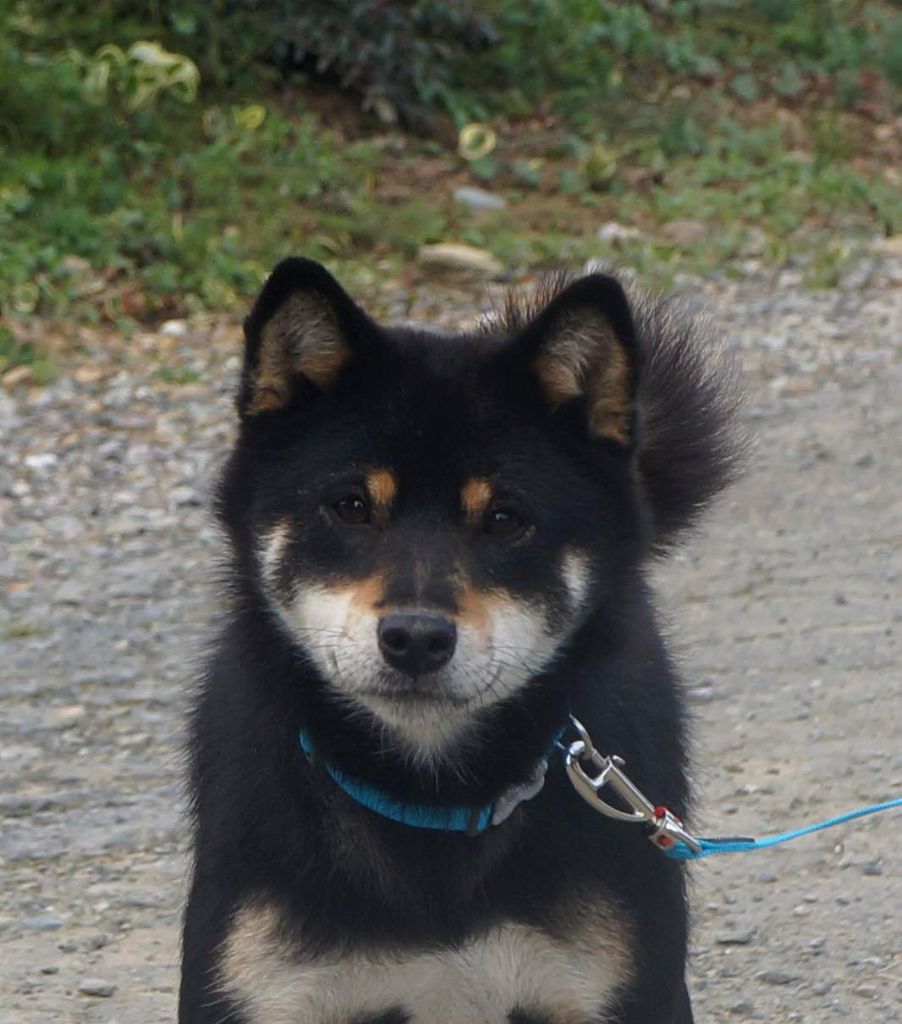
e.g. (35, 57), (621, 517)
(333, 496), (371, 526)
(484, 506), (528, 539)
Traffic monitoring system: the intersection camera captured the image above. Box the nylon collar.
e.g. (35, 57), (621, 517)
(298, 726), (565, 835)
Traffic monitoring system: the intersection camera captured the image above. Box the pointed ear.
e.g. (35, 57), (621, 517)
(516, 274), (641, 445)
(238, 258), (369, 418)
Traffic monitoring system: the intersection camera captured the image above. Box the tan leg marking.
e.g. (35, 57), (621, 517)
(218, 894), (634, 1024)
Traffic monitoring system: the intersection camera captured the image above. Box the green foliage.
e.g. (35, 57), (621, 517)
(0, 324), (56, 381)
(0, 0), (899, 327)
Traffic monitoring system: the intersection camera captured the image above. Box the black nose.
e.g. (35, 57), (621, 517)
(377, 613), (457, 676)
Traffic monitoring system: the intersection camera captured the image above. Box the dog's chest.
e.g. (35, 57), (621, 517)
(219, 902), (632, 1024)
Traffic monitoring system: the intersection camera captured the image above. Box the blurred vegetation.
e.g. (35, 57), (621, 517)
(0, 0), (900, 367)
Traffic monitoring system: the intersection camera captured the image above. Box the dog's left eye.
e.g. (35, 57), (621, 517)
(484, 506), (528, 539)
(332, 496), (371, 526)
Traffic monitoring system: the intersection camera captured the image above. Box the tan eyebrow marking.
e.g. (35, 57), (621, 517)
(366, 468), (397, 510)
(461, 477), (493, 524)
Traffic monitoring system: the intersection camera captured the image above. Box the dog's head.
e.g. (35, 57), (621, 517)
(218, 259), (738, 761)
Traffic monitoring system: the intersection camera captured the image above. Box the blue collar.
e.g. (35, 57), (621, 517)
(298, 727), (565, 835)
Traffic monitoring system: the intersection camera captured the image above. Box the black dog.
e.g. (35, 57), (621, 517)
(180, 258), (740, 1023)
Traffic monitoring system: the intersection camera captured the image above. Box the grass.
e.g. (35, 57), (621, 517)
(0, 0), (900, 375)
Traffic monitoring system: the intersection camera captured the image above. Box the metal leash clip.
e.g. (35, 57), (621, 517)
(563, 716), (702, 854)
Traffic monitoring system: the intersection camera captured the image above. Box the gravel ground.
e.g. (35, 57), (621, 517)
(2, 257), (900, 1023)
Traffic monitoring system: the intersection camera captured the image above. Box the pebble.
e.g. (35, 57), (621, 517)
(729, 1000), (756, 1015)
(55, 580), (88, 604)
(23, 453), (58, 470)
(852, 984), (878, 999)
(452, 187), (507, 211)
(716, 928), (756, 946)
(758, 969), (801, 985)
(160, 319), (188, 337)
(687, 685), (720, 703)
(23, 915), (64, 931)
(597, 221), (641, 243)
(417, 243), (504, 276)
(663, 219), (707, 245)
(78, 978), (117, 997)
(45, 705), (86, 729)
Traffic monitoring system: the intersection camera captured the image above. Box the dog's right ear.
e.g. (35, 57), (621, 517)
(238, 258), (370, 419)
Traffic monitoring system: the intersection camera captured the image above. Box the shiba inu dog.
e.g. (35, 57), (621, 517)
(179, 258), (740, 1023)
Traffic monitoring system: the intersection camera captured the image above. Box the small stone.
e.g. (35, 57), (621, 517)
(39, 965), (59, 975)
(78, 978), (117, 998)
(812, 980), (833, 995)
(756, 870), (778, 883)
(3, 365), (33, 387)
(453, 187), (507, 211)
(729, 1000), (755, 1015)
(758, 969), (801, 985)
(417, 243), (503, 276)
(861, 860), (883, 876)
(852, 984), (878, 999)
(23, 915), (64, 931)
(55, 580), (87, 605)
(46, 705), (86, 729)
(170, 485), (202, 507)
(716, 928), (756, 946)
(24, 453), (58, 470)
(597, 221), (640, 243)
(874, 235), (902, 255)
(854, 453), (875, 468)
(160, 319), (188, 337)
(663, 219), (707, 246)
(61, 255), (92, 275)
(687, 685), (720, 703)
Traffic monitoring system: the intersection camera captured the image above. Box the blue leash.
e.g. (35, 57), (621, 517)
(662, 797), (902, 861)
(298, 715), (901, 855)
(560, 715), (902, 861)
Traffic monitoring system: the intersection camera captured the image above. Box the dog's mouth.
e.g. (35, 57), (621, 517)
(359, 685), (474, 708)
(357, 665), (506, 710)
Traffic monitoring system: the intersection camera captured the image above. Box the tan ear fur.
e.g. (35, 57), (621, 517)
(246, 292), (350, 415)
(533, 309), (633, 443)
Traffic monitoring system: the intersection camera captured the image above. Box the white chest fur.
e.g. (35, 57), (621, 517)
(217, 901), (632, 1024)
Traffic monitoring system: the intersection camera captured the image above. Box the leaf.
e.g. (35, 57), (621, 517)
(774, 62), (804, 98)
(731, 73), (759, 102)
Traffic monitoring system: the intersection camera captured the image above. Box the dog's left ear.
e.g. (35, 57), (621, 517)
(511, 274), (642, 446)
(238, 258), (371, 419)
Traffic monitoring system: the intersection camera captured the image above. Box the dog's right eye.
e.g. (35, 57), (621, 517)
(332, 496), (371, 526)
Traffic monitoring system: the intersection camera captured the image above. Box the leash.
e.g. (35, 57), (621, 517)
(559, 716), (902, 862)
(297, 715), (900, 853)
